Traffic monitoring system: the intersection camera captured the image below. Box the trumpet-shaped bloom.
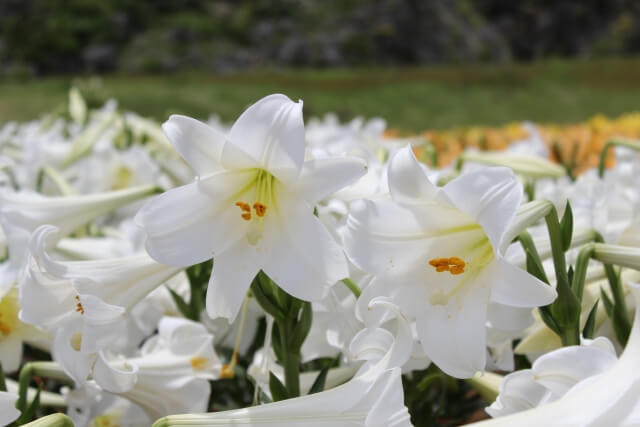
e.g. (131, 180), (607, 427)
(473, 283), (640, 426)
(487, 337), (617, 417)
(136, 94), (367, 321)
(0, 289), (47, 373)
(154, 298), (412, 427)
(0, 185), (158, 293)
(344, 147), (556, 378)
(19, 225), (182, 384)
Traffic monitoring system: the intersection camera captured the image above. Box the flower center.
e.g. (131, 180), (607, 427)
(234, 169), (277, 245)
(429, 238), (495, 306)
(91, 414), (121, 427)
(429, 257), (466, 275)
(0, 291), (19, 336)
(189, 356), (210, 371)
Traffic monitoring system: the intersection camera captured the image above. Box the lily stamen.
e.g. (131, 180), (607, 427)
(74, 295), (85, 315)
(429, 257), (467, 275)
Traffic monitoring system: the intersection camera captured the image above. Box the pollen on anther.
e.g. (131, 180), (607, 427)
(253, 202), (267, 217)
(74, 295), (85, 315)
(241, 212), (252, 221)
(428, 257), (466, 275)
(235, 201), (251, 212)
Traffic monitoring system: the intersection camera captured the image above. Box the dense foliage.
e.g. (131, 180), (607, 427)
(2, 0), (640, 74)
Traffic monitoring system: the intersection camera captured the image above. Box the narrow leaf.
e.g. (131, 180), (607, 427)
(582, 300), (599, 340)
(166, 286), (196, 321)
(269, 372), (290, 402)
(308, 366), (329, 394)
(290, 302), (313, 350)
(560, 201), (574, 251)
(600, 288), (614, 317)
(16, 388), (40, 424)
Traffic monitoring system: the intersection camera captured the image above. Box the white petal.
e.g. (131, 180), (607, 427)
(77, 294), (126, 354)
(532, 345), (617, 397)
(417, 284), (490, 378)
(225, 94), (305, 183)
(487, 303), (535, 332)
(442, 167), (522, 252)
(490, 258), (557, 308)
(206, 240), (262, 321)
(136, 173), (251, 267)
(0, 391), (20, 426)
(263, 210), (347, 302)
(52, 322), (92, 385)
(93, 353), (138, 393)
(486, 370), (549, 418)
(293, 157), (368, 204)
(344, 199), (477, 277)
(0, 334), (22, 373)
(162, 115), (225, 175)
(387, 146), (438, 205)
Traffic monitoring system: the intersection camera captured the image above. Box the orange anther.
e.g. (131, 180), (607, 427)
(241, 212), (252, 221)
(429, 257), (466, 275)
(253, 202), (267, 217)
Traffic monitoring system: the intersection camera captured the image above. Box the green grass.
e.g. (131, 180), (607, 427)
(2, 58), (640, 131)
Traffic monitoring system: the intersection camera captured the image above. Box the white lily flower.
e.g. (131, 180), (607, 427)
(344, 146), (557, 378)
(136, 94), (367, 321)
(0, 289), (48, 372)
(0, 390), (20, 425)
(154, 298), (412, 427)
(473, 283), (640, 426)
(19, 225), (182, 384)
(65, 383), (150, 427)
(0, 185), (159, 292)
(487, 337), (617, 417)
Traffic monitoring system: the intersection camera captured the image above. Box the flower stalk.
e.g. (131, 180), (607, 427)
(597, 137), (640, 178)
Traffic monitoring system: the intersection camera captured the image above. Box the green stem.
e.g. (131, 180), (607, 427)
(341, 278), (362, 298)
(571, 243), (596, 302)
(598, 137), (640, 178)
(545, 207), (569, 287)
(282, 348), (300, 398)
(17, 362), (71, 412)
(593, 233), (632, 345)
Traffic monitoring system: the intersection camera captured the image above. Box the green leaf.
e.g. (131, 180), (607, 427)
(538, 305), (560, 335)
(600, 288), (614, 317)
(290, 302), (313, 350)
(250, 276), (285, 320)
(166, 286), (196, 321)
(560, 201), (574, 251)
(269, 372), (290, 402)
(519, 231), (549, 284)
(308, 366), (329, 394)
(582, 300), (599, 340)
(16, 388), (40, 425)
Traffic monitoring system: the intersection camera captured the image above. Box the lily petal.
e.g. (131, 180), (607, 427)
(294, 157), (368, 204)
(416, 283), (490, 378)
(206, 240), (262, 322)
(225, 94), (305, 183)
(136, 173), (252, 267)
(442, 167), (522, 252)
(490, 258), (557, 308)
(263, 209), (347, 303)
(388, 146), (438, 205)
(162, 115), (225, 176)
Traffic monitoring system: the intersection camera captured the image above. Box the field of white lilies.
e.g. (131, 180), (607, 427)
(1, 89), (640, 427)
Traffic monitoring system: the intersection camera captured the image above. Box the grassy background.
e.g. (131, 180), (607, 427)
(2, 58), (640, 131)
